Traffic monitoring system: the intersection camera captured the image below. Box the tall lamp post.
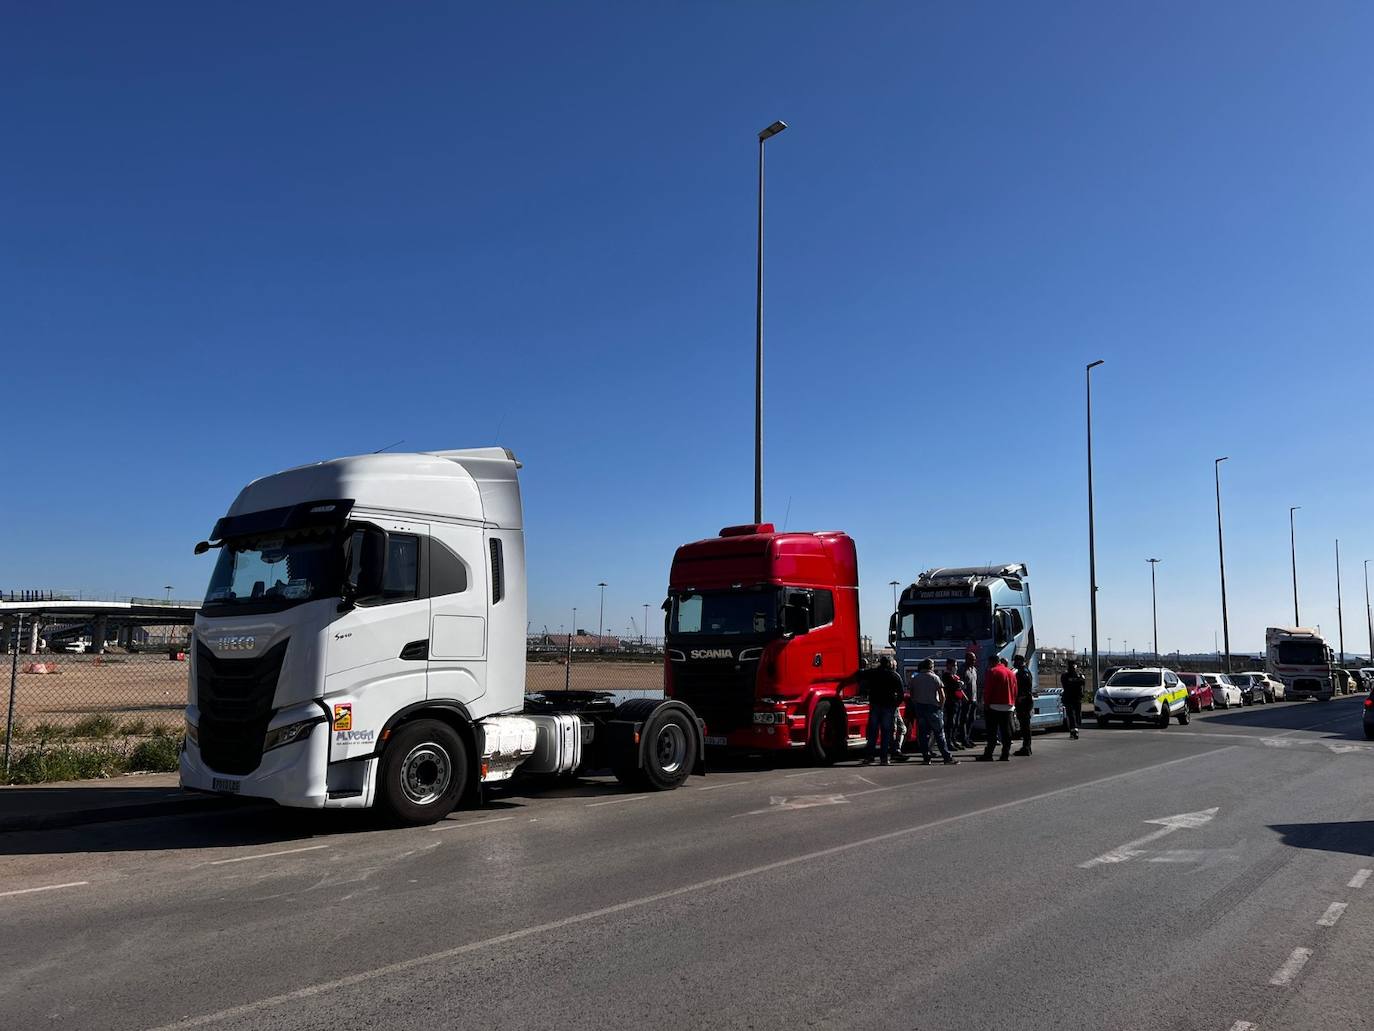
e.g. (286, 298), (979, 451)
(1290, 506), (1302, 625)
(1364, 559), (1372, 664)
(596, 582), (607, 650)
(889, 580), (899, 613)
(1335, 541), (1345, 665)
(642, 603), (650, 647)
(1086, 359), (1105, 694)
(754, 119), (787, 525)
(1215, 457), (1231, 673)
(1147, 558), (1161, 662)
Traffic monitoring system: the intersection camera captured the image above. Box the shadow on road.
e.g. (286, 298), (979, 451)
(1270, 820), (1374, 858)
(1192, 696), (1367, 739)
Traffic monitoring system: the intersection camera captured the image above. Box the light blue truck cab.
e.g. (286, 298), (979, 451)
(889, 564), (1065, 732)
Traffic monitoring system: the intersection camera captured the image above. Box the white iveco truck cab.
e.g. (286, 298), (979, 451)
(181, 448), (702, 824)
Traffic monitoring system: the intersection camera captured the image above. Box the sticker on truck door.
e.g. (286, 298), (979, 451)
(332, 703), (353, 731)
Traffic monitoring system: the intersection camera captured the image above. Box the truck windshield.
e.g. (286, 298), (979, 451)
(669, 588), (776, 636)
(203, 526), (343, 612)
(897, 604), (991, 642)
(1277, 641), (1328, 665)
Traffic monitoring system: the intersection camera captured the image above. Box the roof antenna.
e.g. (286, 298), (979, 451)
(494, 411), (507, 441)
(373, 439), (405, 454)
(781, 495), (793, 531)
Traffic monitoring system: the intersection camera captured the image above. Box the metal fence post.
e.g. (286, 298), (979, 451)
(564, 632), (573, 691)
(4, 613), (22, 777)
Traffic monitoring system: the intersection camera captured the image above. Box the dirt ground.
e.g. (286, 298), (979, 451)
(0, 654), (664, 734)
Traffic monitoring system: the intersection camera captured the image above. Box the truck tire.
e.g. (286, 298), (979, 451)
(610, 699), (700, 791)
(377, 719), (468, 825)
(806, 698), (846, 766)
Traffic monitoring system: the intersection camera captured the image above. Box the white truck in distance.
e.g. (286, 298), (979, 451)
(180, 448), (703, 824)
(1265, 626), (1334, 701)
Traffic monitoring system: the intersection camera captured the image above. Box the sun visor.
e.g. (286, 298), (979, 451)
(211, 499), (355, 542)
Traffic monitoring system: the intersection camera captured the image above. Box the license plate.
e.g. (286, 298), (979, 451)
(704, 735), (727, 747)
(1113, 705), (1133, 713)
(211, 777), (241, 794)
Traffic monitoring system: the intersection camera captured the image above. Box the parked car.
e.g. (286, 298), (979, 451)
(1360, 667), (1374, 692)
(1344, 669), (1365, 694)
(1333, 669), (1355, 696)
(1203, 673), (1243, 709)
(1095, 667), (1190, 728)
(1262, 673), (1286, 701)
(1233, 672), (1271, 705)
(1364, 689), (1374, 741)
(1177, 672), (1215, 712)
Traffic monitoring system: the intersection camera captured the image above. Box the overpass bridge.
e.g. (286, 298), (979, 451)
(0, 599), (201, 655)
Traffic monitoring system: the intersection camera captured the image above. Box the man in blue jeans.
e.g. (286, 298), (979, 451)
(858, 656), (908, 765)
(907, 658), (958, 766)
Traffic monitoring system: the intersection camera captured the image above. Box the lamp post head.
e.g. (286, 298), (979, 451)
(597, 582), (607, 589)
(1087, 359), (1104, 370)
(1147, 558), (1160, 564)
(758, 120), (788, 141)
(1291, 506), (1300, 514)
(1215, 456), (1229, 466)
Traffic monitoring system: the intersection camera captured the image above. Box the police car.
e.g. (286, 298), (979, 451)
(1094, 667), (1190, 728)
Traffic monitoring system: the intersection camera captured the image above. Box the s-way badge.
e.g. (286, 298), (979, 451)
(332, 703), (353, 731)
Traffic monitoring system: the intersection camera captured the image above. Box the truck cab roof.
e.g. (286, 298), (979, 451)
(668, 524), (858, 592)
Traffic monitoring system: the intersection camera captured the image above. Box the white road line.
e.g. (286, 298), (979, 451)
(1268, 947), (1313, 986)
(429, 816), (515, 833)
(695, 781), (749, 792)
(145, 744), (1236, 1031)
(208, 845), (330, 866)
(0, 880), (89, 899)
(584, 795), (648, 808)
(1317, 902), (1347, 927)
(1349, 868), (1372, 889)
(1227, 1021), (1257, 1031)
(782, 769), (830, 778)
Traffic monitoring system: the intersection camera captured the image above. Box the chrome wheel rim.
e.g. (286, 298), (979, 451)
(655, 723), (687, 776)
(400, 743), (451, 806)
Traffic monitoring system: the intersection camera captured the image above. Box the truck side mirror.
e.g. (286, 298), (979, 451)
(783, 603), (810, 636)
(888, 612), (898, 646)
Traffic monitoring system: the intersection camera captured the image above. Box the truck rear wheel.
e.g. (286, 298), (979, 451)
(612, 703), (699, 791)
(807, 698), (846, 766)
(378, 719), (468, 825)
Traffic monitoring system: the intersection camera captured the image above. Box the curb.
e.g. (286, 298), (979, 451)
(0, 794), (263, 834)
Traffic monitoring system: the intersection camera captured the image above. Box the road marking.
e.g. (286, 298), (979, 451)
(145, 744), (1236, 1031)
(1227, 1022), (1257, 1031)
(1080, 807), (1220, 868)
(208, 845), (330, 866)
(1317, 902), (1347, 927)
(742, 793), (850, 815)
(783, 769), (830, 778)
(695, 781), (749, 792)
(1268, 947), (1312, 986)
(584, 795), (647, 808)
(0, 880), (89, 899)
(429, 816), (515, 833)
(1349, 869), (1372, 889)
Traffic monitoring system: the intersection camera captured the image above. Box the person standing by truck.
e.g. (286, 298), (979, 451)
(909, 658), (958, 765)
(858, 656), (908, 765)
(1060, 659), (1085, 740)
(1012, 653), (1035, 756)
(959, 651), (979, 747)
(941, 658), (965, 751)
(978, 656), (1017, 761)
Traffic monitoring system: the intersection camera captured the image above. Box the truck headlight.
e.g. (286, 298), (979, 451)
(263, 718), (321, 751)
(184, 718), (199, 746)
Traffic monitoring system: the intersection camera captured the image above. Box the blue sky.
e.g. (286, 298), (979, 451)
(4, 2), (1372, 656)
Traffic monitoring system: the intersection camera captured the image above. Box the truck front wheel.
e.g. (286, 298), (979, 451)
(378, 719), (468, 825)
(807, 698), (846, 766)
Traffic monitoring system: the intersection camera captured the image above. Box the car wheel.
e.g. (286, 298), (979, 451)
(1365, 725), (1374, 741)
(1207, 699), (1215, 711)
(1177, 705), (1190, 726)
(1157, 708), (1171, 729)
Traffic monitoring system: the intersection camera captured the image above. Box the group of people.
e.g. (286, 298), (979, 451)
(855, 652), (1088, 765)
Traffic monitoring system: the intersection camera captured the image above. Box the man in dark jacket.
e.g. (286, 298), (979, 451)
(858, 656), (908, 766)
(941, 658), (966, 750)
(1012, 653), (1035, 756)
(1060, 660), (1086, 739)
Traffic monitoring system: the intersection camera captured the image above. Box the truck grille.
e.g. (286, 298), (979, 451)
(196, 640), (288, 776)
(669, 664), (757, 734)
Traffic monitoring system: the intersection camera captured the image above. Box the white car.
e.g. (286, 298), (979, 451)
(1203, 673), (1242, 708)
(1095, 667), (1191, 728)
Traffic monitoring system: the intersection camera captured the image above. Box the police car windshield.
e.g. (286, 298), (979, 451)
(1107, 671), (1162, 687)
(669, 588), (776, 636)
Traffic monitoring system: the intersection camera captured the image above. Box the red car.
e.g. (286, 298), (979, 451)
(1178, 672), (1215, 712)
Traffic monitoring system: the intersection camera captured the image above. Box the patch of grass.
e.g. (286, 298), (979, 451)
(128, 731), (179, 773)
(5, 743), (129, 785)
(68, 713), (119, 739)
(118, 718), (151, 737)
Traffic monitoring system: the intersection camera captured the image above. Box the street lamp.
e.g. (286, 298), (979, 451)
(754, 119), (787, 525)
(1147, 558), (1161, 662)
(1215, 457), (1231, 674)
(889, 580), (899, 613)
(596, 582), (607, 650)
(642, 603), (650, 647)
(164, 585), (173, 602)
(1086, 359), (1105, 694)
(1290, 506), (1301, 625)
(1335, 540), (1345, 665)
(1364, 560), (1372, 663)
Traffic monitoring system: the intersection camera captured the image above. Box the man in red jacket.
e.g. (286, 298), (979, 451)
(977, 655), (1017, 762)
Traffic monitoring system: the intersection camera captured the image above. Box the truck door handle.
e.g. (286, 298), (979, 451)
(399, 640), (428, 661)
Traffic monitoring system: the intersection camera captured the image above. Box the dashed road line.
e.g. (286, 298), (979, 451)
(0, 880), (89, 899)
(695, 781), (749, 792)
(1268, 947), (1312, 986)
(1349, 868), (1371, 889)
(429, 816), (515, 833)
(584, 795), (648, 808)
(1316, 902), (1347, 927)
(208, 844), (330, 866)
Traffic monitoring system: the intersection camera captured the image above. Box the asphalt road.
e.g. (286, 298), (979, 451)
(2, 696), (1372, 1031)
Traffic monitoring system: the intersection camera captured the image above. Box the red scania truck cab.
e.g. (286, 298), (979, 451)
(664, 523), (867, 763)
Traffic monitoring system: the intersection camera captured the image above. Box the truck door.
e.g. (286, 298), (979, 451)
(325, 519), (429, 759)
(426, 523), (487, 707)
